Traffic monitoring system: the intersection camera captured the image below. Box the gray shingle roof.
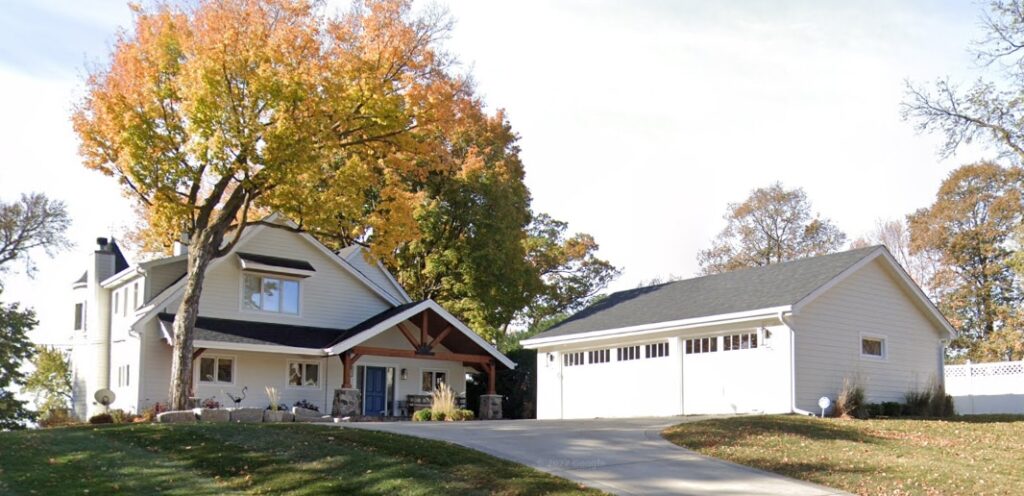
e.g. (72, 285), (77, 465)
(531, 246), (881, 340)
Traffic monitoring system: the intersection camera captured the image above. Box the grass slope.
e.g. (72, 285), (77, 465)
(0, 423), (600, 495)
(663, 414), (1024, 496)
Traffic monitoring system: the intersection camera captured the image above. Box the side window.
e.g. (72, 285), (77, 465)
(73, 303), (84, 330)
(198, 356), (235, 384)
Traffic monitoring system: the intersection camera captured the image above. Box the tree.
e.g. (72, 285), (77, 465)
(0, 295), (37, 430)
(851, 218), (940, 292)
(0, 193), (71, 279)
(73, 0), (478, 409)
(23, 346), (73, 419)
(697, 183), (846, 274)
(904, 1), (1024, 162)
(908, 163), (1024, 361)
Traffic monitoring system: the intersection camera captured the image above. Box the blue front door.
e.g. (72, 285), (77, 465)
(364, 366), (387, 416)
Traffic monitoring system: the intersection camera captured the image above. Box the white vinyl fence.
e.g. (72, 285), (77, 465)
(945, 360), (1024, 415)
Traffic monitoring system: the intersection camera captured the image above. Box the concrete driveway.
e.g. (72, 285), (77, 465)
(338, 417), (848, 496)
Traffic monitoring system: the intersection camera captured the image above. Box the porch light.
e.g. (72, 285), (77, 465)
(400, 368), (407, 380)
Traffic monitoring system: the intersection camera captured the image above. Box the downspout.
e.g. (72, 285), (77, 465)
(779, 310), (814, 416)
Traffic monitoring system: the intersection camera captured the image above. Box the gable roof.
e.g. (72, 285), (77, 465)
(524, 246), (956, 346)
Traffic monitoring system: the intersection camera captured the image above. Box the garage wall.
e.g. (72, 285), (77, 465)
(793, 258), (946, 412)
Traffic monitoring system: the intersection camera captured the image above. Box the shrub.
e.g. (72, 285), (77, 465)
(108, 409), (139, 424)
(430, 383), (457, 419)
(139, 402), (168, 422)
(88, 413), (113, 424)
(865, 403), (884, 418)
(265, 386), (281, 411)
(903, 389), (931, 416)
(451, 409), (475, 421)
(266, 403), (289, 411)
(882, 401), (903, 417)
(293, 399), (319, 412)
(927, 383), (955, 417)
(412, 408), (432, 421)
(200, 397), (221, 409)
(431, 410), (447, 421)
(833, 377), (866, 419)
(37, 408), (78, 428)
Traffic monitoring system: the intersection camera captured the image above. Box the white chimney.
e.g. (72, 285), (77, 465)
(172, 233), (190, 256)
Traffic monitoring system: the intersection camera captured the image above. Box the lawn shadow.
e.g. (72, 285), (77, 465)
(663, 415), (880, 450)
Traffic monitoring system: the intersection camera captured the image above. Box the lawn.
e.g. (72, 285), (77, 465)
(663, 414), (1024, 496)
(0, 422), (600, 495)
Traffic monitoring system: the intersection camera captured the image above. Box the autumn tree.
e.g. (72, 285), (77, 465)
(0, 298), (36, 430)
(697, 183), (846, 274)
(73, 0), (479, 409)
(908, 163), (1024, 361)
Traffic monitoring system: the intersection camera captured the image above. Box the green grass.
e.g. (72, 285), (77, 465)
(0, 423), (600, 495)
(663, 414), (1024, 496)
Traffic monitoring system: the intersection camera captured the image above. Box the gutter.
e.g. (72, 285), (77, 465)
(779, 309), (814, 416)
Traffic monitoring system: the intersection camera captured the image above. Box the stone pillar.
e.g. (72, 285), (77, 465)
(333, 388), (361, 417)
(479, 394), (502, 420)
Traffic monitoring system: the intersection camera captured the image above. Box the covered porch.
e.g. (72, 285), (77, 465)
(329, 301), (512, 420)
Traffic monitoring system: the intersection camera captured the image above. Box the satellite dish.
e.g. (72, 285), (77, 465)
(94, 388), (116, 407)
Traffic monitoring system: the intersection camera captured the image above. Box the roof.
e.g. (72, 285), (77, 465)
(530, 246), (881, 341)
(236, 252), (315, 272)
(110, 240), (129, 274)
(158, 313), (350, 349)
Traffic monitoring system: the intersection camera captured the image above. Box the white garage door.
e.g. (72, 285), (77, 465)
(682, 333), (767, 415)
(559, 345), (681, 419)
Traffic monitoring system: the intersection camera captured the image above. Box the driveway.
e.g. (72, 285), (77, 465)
(338, 417), (848, 496)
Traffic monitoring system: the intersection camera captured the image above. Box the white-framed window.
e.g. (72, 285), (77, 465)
(113, 292), (120, 315)
(645, 342), (669, 358)
(198, 355), (235, 384)
(861, 335), (886, 359)
(243, 273), (300, 314)
(685, 337), (718, 354)
(587, 349), (610, 364)
(562, 352), (585, 366)
(73, 303), (85, 330)
(724, 332), (758, 351)
(617, 345), (641, 361)
(421, 369), (448, 391)
(287, 361), (320, 388)
(133, 281), (141, 309)
(122, 288), (128, 316)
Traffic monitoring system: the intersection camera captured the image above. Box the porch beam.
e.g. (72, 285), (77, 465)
(420, 311), (428, 347)
(350, 345), (493, 365)
(396, 322), (421, 349)
(427, 325), (453, 350)
(192, 347), (206, 360)
(340, 351), (361, 389)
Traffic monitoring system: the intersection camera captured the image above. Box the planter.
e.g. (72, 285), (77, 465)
(263, 410), (294, 423)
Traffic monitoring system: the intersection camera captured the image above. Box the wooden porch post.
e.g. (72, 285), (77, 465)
(341, 352), (353, 388)
(487, 359), (497, 395)
(420, 311), (428, 347)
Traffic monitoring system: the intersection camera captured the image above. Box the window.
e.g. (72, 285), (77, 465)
(113, 292), (119, 315)
(588, 349), (610, 364)
(645, 342), (669, 358)
(861, 336), (885, 358)
(198, 356), (234, 384)
(724, 332), (758, 351)
(421, 370), (448, 391)
(617, 345), (641, 361)
(562, 352), (585, 366)
(73, 303), (84, 330)
(116, 364), (130, 387)
(122, 288), (128, 316)
(243, 274), (299, 314)
(288, 362), (320, 388)
(134, 281), (141, 309)
(685, 337), (718, 354)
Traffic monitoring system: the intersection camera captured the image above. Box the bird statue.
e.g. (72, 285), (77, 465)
(224, 386), (247, 407)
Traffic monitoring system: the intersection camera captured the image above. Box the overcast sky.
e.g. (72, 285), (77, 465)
(0, 1), (993, 345)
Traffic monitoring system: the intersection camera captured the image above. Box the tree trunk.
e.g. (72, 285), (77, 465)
(167, 230), (221, 410)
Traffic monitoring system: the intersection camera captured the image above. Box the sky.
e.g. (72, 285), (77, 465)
(0, 0), (994, 346)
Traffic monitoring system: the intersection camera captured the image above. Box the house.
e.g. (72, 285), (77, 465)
(68, 214), (513, 420)
(521, 246), (955, 419)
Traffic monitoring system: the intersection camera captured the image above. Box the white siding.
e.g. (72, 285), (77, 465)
(793, 258), (945, 412)
(145, 260), (186, 302)
(188, 227), (392, 328)
(339, 246), (407, 303)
